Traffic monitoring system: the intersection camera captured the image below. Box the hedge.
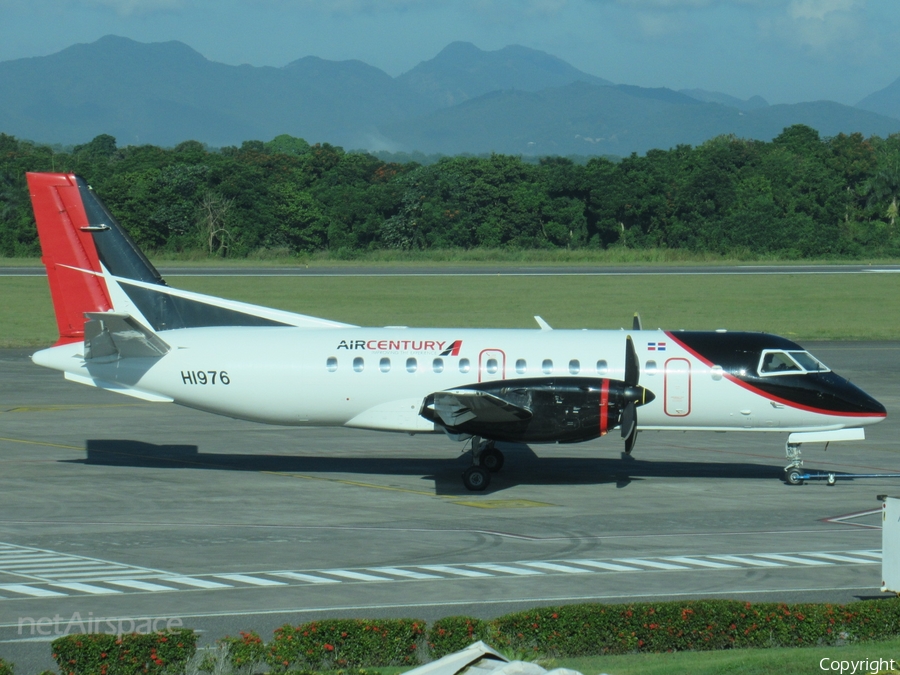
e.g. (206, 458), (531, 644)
(51, 629), (197, 675)
(263, 619), (426, 671)
(489, 600), (900, 656)
(0, 658), (12, 675)
(13, 597), (899, 675)
(427, 616), (493, 658)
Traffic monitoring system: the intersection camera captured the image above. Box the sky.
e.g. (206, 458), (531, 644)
(0, 0), (897, 107)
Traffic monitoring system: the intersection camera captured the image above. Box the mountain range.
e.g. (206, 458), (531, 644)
(1, 35), (898, 157)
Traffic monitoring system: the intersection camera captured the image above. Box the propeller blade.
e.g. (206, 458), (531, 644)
(624, 422), (638, 455)
(620, 401), (636, 440)
(624, 335), (639, 387)
(632, 313), (642, 331)
(622, 337), (641, 454)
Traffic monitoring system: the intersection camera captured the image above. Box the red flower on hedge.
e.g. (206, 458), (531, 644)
(324, 643), (334, 651)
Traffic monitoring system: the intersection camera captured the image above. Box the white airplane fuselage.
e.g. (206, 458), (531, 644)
(33, 325), (881, 435)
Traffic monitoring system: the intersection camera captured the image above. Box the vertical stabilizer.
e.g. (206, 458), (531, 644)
(27, 172), (113, 343)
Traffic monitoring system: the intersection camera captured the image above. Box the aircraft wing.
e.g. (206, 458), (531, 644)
(431, 389), (533, 428)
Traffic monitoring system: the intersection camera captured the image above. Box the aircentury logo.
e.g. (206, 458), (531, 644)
(336, 339), (462, 355)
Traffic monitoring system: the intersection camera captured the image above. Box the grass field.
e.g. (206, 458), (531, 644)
(551, 636), (900, 675)
(2, 271), (899, 347)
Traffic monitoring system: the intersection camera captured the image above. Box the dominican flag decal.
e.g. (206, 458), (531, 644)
(440, 340), (463, 356)
(647, 341), (667, 352)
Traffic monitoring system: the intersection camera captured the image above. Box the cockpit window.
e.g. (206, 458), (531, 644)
(758, 350), (830, 376)
(790, 351), (828, 372)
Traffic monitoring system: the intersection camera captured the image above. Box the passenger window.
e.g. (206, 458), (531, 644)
(486, 358), (499, 374)
(542, 359), (553, 374)
(353, 357), (364, 373)
(433, 358), (444, 373)
(515, 359), (527, 374)
(569, 359), (580, 375)
(406, 357), (418, 373)
(379, 357), (391, 373)
(326, 356), (338, 372)
(459, 358), (471, 374)
(645, 360), (657, 375)
(596, 359), (608, 375)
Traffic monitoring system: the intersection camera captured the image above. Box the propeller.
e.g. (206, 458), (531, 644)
(620, 335), (648, 454)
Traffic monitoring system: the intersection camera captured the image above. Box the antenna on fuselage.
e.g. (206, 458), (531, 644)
(632, 313), (642, 331)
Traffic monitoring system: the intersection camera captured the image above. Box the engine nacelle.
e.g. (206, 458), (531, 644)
(422, 377), (654, 444)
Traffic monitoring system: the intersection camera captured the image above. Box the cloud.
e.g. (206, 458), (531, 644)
(72, 0), (184, 15)
(763, 0), (868, 53)
(251, 0), (568, 14)
(787, 0), (861, 20)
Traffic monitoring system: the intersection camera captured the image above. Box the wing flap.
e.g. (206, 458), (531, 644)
(432, 389), (532, 428)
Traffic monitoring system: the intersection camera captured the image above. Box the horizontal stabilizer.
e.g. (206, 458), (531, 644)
(84, 312), (170, 360)
(432, 389), (532, 428)
(64, 372), (174, 403)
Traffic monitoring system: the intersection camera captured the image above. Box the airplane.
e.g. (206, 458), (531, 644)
(24, 172), (887, 491)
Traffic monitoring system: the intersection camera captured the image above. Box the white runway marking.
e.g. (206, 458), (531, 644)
(707, 555), (787, 567)
(0, 543), (882, 601)
(468, 564), (544, 576)
(320, 570), (393, 582)
(51, 582), (123, 595)
(660, 556), (739, 569)
(614, 558), (691, 571)
(106, 580), (177, 592)
(213, 574), (287, 586)
(274, 572), (340, 584)
(159, 576), (233, 589)
(367, 567), (442, 580)
(518, 562), (591, 574)
(565, 560), (643, 572)
(0, 543), (166, 583)
(0, 584), (66, 597)
(416, 565), (492, 578)
(753, 553), (831, 566)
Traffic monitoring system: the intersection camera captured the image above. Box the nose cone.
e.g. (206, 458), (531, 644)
(624, 386), (656, 407)
(814, 373), (886, 419)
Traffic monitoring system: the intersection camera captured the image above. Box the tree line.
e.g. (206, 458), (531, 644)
(1, 125), (899, 259)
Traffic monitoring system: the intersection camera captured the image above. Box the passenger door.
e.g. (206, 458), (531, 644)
(478, 349), (506, 383)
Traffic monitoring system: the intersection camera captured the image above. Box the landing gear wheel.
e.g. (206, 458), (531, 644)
(786, 470), (804, 486)
(462, 466), (490, 491)
(827, 473), (837, 486)
(480, 446), (505, 473)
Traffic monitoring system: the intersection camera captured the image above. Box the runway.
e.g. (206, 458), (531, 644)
(0, 343), (898, 671)
(3, 263), (900, 277)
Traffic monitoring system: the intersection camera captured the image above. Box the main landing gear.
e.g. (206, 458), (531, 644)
(461, 436), (505, 491)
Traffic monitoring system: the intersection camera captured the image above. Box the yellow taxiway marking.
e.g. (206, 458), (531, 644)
(263, 471), (438, 497)
(264, 472), (556, 508)
(3, 404), (142, 413)
(449, 499), (554, 509)
(0, 436), (82, 451)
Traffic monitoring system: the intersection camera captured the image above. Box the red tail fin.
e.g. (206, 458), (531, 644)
(27, 172), (112, 344)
